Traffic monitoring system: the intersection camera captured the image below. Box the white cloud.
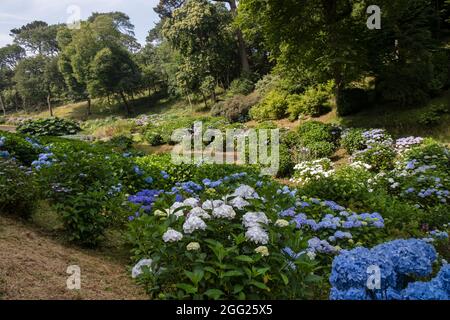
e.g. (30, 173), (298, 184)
(0, 33), (13, 47)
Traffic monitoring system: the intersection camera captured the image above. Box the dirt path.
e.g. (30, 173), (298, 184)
(0, 215), (147, 300)
(0, 125), (16, 133)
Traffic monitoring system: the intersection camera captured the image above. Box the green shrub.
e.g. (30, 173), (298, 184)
(277, 144), (295, 178)
(0, 132), (40, 165)
(287, 84), (332, 120)
(298, 165), (374, 209)
(228, 77), (255, 96)
(352, 144), (396, 171)
(418, 104), (449, 127)
(250, 90), (288, 121)
(0, 159), (38, 218)
(376, 62), (431, 107)
(211, 92), (260, 122)
(108, 135), (134, 151)
(295, 121), (340, 158)
(54, 190), (112, 246)
(337, 88), (371, 116)
(341, 128), (365, 154)
(402, 138), (450, 172)
(17, 117), (81, 136)
(127, 180), (322, 300)
(254, 74), (281, 96)
(145, 131), (165, 146)
(430, 48), (450, 94)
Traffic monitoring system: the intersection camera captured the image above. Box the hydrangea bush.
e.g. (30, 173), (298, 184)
(330, 239), (449, 300)
(127, 180), (322, 299)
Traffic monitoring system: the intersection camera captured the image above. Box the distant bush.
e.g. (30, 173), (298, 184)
(430, 48), (450, 94)
(144, 131), (165, 146)
(277, 144), (295, 178)
(287, 83), (333, 120)
(0, 159), (37, 218)
(295, 121), (341, 159)
(228, 77), (255, 96)
(418, 104), (449, 127)
(108, 135), (134, 151)
(337, 88), (371, 116)
(254, 74), (281, 95)
(211, 92), (260, 122)
(250, 90), (288, 121)
(17, 118), (81, 137)
(376, 63), (431, 107)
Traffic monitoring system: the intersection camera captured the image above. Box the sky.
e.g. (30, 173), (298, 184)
(0, 0), (161, 47)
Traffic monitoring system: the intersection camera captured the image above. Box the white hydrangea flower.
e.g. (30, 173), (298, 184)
(202, 199), (224, 210)
(307, 251), (316, 261)
(162, 228), (183, 242)
(183, 198), (200, 208)
(243, 212), (269, 228)
(183, 216), (207, 234)
(131, 258), (153, 278)
(232, 185), (259, 199)
(229, 196), (250, 210)
(245, 226), (269, 244)
(188, 207), (211, 220)
(274, 219), (289, 227)
(186, 242), (201, 251)
(170, 202), (186, 216)
(212, 204), (236, 219)
(254, 246), (269, 257)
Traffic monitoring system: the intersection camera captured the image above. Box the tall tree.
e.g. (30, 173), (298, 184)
(239, 0), (368, 112)
(0, 44), (25, 115)
(10, 21), (60, 55)
(162, 0), (239, 102)
(57, 14), (139, 115)
(155, 0), (250, 74)
(87, 46), (141, 115)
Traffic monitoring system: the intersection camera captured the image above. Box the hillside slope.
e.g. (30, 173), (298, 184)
(0, 215), (146, 300)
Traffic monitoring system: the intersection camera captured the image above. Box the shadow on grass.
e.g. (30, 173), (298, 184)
(340, 90), (450, 142)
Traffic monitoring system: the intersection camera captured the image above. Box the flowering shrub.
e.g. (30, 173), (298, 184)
(351, 144), (396, 171)
(345, 130), (427, 173)
(295, 121), (341, 159)
(368, 141), (450, 212)
(297, 165), (375, 208)
(279, 198), (384, 256)
(329, 239), (450, 300)
(341, 128), (365, 155)
(127, 181), (322, 299)
(0, 159), (37, 218)
(394, 136), (424, 153)
(0, 132), (41, 165)
(290, 158), (334, 184)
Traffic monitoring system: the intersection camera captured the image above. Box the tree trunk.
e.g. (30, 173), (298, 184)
(0, 94), (6, 116)
(227, 0), (251, 74)
(186, 93), (193, 108)
(47, 93), (53, 117)
(201, 92), (208, 109)
(87, 98), (92, 116)
(120, 91), (132, 115)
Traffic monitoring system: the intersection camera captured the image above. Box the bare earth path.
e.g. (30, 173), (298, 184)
(0, 215), (146, 300)
(0, 125), (16, 133)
